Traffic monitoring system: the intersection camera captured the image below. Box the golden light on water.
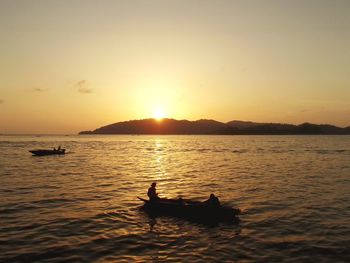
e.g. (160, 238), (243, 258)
(153, 139), (167, 193)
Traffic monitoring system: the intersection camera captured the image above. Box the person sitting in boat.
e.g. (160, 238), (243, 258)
(57, 146), (61, 151)
(147, 182), (160, 202)
(204, 193), (221, 206)
(177, 197), (185, 205)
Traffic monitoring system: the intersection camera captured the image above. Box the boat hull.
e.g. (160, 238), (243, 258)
(29, 149), (66, 156)
(139, 197), (240, 224)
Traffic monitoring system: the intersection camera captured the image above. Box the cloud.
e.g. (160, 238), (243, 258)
(300, 109), (308, 113)
(75, 80), (93, 94)
(241, 67), (248, 72)
(32, 87), (47, 92)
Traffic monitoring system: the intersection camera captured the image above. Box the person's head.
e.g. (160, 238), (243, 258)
(210, 193), (215, 198)
(151, 182), (156, 187)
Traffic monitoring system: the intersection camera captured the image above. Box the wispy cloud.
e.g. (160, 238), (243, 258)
(32, 87), (47, 92)
(75, 80), (93, 94)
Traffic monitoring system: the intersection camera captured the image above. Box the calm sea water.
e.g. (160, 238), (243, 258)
(0, 135), (349, 262)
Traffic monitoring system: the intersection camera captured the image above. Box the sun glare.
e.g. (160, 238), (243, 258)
(153, 108), (166, 121)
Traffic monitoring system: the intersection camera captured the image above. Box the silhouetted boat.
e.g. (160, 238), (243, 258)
(138, 197), (240, 224)
(29, 149), (66, 156)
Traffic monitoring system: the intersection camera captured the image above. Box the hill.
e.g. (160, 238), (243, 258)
(79, 119), (350, 135)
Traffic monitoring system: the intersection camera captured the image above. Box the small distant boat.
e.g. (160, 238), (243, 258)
(29, 148), (66, 156)
(138, 197), (240, 224)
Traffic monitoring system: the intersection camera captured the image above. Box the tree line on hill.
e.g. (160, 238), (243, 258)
(79, 119), (350, 135)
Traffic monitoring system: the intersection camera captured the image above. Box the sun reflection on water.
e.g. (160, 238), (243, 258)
(153, 139), (166, 182)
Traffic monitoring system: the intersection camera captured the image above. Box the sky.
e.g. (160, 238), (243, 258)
(0, 0), (349, 134)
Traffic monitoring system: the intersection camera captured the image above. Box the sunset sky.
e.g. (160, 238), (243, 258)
(1, 0), (349, 134)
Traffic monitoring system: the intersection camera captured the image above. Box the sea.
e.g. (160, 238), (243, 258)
(0, 135), (349, 262)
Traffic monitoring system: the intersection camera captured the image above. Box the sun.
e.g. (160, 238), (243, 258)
(153, 107), (166, 121)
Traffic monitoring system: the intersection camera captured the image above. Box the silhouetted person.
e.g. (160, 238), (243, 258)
(58, 146), (61, 151)
(177, 197), (185, 205)
(147, 182), (159, 202)
(204, 193), (221, 206)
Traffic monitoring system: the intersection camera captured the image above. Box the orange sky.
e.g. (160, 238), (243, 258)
(0, 0), (349, 134)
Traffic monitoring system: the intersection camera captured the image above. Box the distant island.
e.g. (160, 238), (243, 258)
(79, 118), (350, 135)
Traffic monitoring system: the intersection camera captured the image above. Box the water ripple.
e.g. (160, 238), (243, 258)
(0, 135), (349, 262)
